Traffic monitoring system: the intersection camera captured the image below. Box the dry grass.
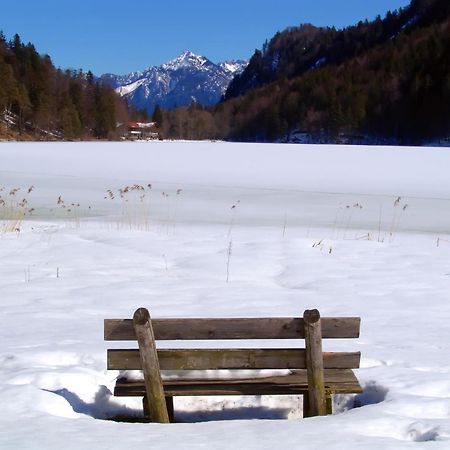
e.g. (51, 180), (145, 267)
(103, 183), (183, 232)
(0, 185), (35, 234)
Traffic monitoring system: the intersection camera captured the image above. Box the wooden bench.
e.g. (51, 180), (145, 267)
(104, 308), (362, 423)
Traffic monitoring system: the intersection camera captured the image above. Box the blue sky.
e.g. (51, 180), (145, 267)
(2, 0), (411, 75)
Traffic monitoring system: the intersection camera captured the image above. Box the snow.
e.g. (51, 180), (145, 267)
(313, 57), (327, 68)
(162, 50), (209, 71)
(134, 122), (156, 128)
(220, 60), (248, 74)
(1, 141), (450, 449)
(115, 79), (146, 96)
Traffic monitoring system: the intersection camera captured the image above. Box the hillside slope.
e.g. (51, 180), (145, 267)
(225, 0), (450, 101)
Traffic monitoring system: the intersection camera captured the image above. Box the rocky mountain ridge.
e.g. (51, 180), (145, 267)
(101, 51), (247, 115)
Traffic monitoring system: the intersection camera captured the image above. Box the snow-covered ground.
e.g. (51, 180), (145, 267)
(1, 141), (450, 449)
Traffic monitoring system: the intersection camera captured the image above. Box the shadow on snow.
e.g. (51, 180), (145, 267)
(46, 380), (394, 424)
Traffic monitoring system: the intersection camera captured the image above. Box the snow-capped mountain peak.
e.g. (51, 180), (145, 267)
(162, 50), (210, 71)
(101, 51), (248, 115)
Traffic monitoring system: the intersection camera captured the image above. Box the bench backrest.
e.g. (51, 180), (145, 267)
(104, 313), (361, 371)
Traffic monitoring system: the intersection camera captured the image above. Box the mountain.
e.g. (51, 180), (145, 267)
(101, 51), (247, 115)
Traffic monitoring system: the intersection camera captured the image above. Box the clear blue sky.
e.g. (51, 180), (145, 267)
(2, 0), (411, 75)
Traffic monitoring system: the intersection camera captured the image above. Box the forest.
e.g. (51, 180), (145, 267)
(0, 33), (133, 140)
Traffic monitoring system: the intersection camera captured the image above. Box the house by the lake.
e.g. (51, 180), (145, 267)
(119, 122), (161, 140)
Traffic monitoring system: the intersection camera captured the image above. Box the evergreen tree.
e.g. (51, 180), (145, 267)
(152, 104), (163, 126)
(93, 83), (116, 138)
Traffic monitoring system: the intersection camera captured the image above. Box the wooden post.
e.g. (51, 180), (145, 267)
(133, 308), (169, 423)
(303, 309), (326, 417)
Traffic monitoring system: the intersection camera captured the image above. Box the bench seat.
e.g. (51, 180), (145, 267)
(114, 369), (362, 397)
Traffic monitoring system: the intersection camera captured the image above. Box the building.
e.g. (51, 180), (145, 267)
(122, 122), (160, 140)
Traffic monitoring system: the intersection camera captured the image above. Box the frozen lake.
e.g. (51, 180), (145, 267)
(1, 141), (449, 449)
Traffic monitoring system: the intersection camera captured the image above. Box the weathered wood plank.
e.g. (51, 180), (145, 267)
(133, 308), (169, 423)
(114, 369), (362, 397)
(104, 317), (360, 341)
(107, 348), (360, 370)
(304, 309), (327, 416)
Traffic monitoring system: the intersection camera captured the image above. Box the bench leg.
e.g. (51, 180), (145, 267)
(143, 396), (175, 423)
(304, 393), (332, 417)
(143, 396), (151, 419)
(303, 393), (310, 418)
(165, 396), (175, 423)
(134, 308), (169, 423)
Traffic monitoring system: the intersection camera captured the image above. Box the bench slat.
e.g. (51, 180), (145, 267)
(104, 317), (360, 341)
(114, 369), (362, 396)
(107, 348), (361, 370)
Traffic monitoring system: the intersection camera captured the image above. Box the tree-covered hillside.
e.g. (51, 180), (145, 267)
(225, 0), (450, 101)
(0, 33), (132, 140)
(159, 0), (450, 144)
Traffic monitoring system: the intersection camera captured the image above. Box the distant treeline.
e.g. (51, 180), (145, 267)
(158, 0), (450, 144)
(0, 33), (136, 140)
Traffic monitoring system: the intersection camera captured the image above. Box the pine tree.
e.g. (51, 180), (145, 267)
(152, 104), (163, 126)
(93, 83), (116, 138)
